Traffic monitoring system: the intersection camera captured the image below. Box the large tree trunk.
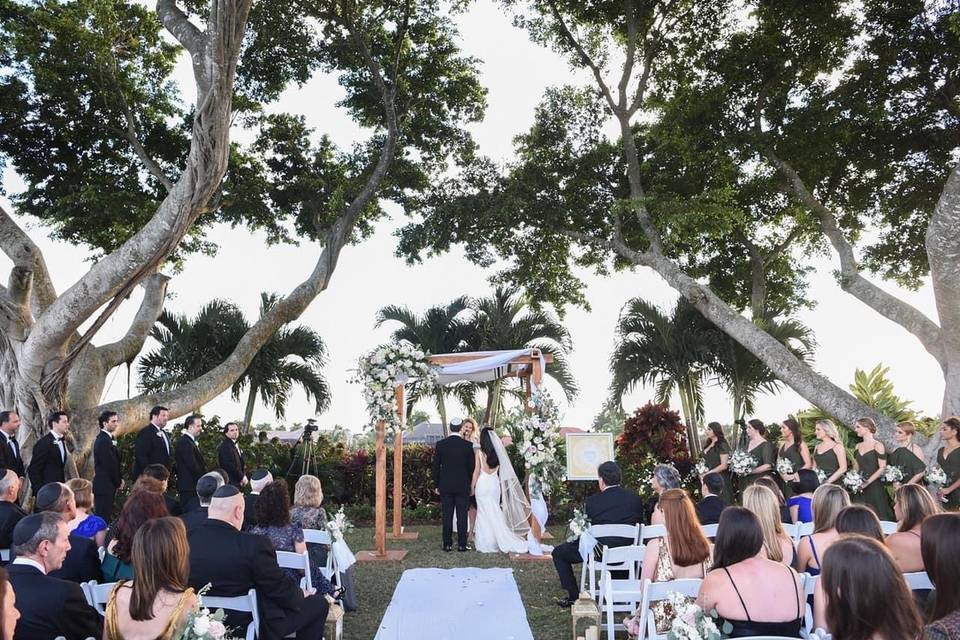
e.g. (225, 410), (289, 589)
(243, 384), (258, 434)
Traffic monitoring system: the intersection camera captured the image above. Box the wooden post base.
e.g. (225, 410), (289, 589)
(355, 549), (409, 562)
(509, 552), (555, 562)
(388, 530), (420, 540)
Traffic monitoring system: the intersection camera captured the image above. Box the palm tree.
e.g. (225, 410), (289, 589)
(139, 293), (330, 431)
(375, 296), (475, 436)
(469, 286), (577, 426)
(609, 297), (713, 456)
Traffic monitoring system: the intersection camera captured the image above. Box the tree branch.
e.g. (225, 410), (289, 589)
(95, 273), (170, 370)
(0, 202), (58, 315)
(156, 0), (204, 56)
(547, 0), (620, 113)
(117, 90), (175, 192)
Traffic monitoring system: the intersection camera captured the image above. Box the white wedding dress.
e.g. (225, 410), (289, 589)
(474, 466), (529, 554)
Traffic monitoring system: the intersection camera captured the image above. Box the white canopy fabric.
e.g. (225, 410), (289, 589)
(432, 349), (545, 387)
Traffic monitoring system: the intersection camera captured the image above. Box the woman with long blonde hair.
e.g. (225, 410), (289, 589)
(795, 484), (849, 576)
(812, 419), (847, 485)
(742, 485), (794, 565)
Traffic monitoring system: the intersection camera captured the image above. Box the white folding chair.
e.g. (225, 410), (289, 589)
(81, 580), (117, 616)
(879, 520), (898, 535)
(302, 528), (338, 586)
(801, 572), (817, 636)
(781, 522), (801, 542)
(636, 577), (703, 640)
(0, 549), (8, 562)
(597, 544), (645, 640)
(578, 523), (641, 599)
(202, 589), (259, 640)
(639, 523), (667, 542)
(903, 571), (934, 591)
(797, 522), (814, 539)
(700, 523), (719, 539)
(276, 550), (313, 592)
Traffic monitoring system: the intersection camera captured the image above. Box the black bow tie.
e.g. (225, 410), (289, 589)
(7, 435), (15, 443)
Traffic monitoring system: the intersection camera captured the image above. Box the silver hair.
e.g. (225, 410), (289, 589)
(653, 464), (682, 490)
(0, 469), (17, 496)
(12, 512), (63, 557)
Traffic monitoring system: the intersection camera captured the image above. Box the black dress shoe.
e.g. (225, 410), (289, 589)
(457, 545), (468, 552)
(443, 545), (452, 552)
(556, 597), (577, 608)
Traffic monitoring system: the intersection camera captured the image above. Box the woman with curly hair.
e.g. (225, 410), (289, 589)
(102, 490), (169, 581)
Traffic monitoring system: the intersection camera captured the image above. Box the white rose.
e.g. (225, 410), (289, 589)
(193, 614), (211, 636)
(207, 620), (227, 639)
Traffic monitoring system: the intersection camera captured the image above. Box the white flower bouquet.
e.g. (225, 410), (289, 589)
(843, 470), (865, 494)
(326, 507), (354, 542)
(176, 584), (237, 640)
(664, 592), (723, 640)
(816, 468), (827, 484)
(567, 508), (590, 542)
(926, 466), (948, 487)
(883, 465), (904, 484)
(729, 450), (757, 477)
(776, 458), (794, 477)
(352, 342), (437, 432)
(695, 460), (710, 476)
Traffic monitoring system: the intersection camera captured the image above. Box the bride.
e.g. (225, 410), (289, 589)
(472, 427), (532, 554)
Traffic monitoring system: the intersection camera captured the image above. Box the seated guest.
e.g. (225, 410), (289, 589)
(33, 482), (102, 583)
(754, 476), (791, 524)
(103, 517), (198, 639)
(624, 489), (711, 635)
(786, 469), (818, 524)
(0, 565), (20, 639)
(187, 485), (329, 639)
(0, 470), (26, 551)
(922, 513), (960, 639)
(243, 468), (273, 530)
(887, 484), (941, 573)
(697, 507), (804, 638)
(835, 504), (884, 541)
(553, 461), (644, 607)
(180, 473), (223, 533)
(696, 473), (726, 525)
(649, 464), (682, 524)
(138, 463), (180, 516)
(291, 474), (330, 568)
(249, 479), (340, 599)
(742, 485), (795, 565)
(103, 489), (169, 581)
(795, 483), (849, 576)
(65, 478), (107, 547)
(813, 535), (923, 638)
(7, 513), (101, 640)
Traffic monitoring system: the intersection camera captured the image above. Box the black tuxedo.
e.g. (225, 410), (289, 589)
(552, 485), (645, 600)
(243, 492), (259, 530)
(432, 434), (476, 549)
(26, 432), (66, 496)
(6, 562), (102, 640)
(0, 431), (25, 478)
(175, 433), (206, 511)
(0, 500), (26, 550)
(217, 438), (246, 488)
(187, 520), (328, 640)
(696, 494), (726, 526)
(92, 429), (122, 521)
(131, 423), (172, 480)
(179, 505), (209, 533)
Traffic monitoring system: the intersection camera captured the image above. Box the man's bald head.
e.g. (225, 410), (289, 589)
(207, 485), (244, 530)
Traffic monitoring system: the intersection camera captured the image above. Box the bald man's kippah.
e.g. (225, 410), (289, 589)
(212, 485), (240, 498)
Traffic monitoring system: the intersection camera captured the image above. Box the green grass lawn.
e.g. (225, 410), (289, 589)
(342, 525), (573, 639)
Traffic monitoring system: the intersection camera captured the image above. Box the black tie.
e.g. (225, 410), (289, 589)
(7, 436), (18, 458)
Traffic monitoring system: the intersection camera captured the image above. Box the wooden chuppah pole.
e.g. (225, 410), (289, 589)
(374, 418), (387, 557)
(392, 385), (404, 537)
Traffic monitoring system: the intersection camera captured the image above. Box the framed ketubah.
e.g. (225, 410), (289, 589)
(565, 432), (615, 480)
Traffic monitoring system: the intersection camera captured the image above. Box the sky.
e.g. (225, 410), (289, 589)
(0, 2), (948, 434)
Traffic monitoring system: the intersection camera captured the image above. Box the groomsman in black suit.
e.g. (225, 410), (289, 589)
(92, 411), (123, 521)
(7, 513), (102, 640)
(552, 461), (645, 607)
(27, 412), (70, 497)
(0, 410), (25, 479)
(175, 414), (206, 512)
(431, 417), (476, 552)
(132, 405), (172, 480)
(217, 422), (247, 489)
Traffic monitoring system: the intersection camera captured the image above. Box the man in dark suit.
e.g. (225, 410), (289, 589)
(0, 469), (26, 550)
(32, 482), (103, 583)
(7, 512), (102, 640)
(92, 410), (123, 521)
(243, 469), (272, 530)
(131, 404), (172, 480)
(175, 414), (206, 512)
(431, 417), (475, 552)
(27, 411), (70, 497)
(696, 472), (727, 526)
(180, 472), (223, 533)
(187, 486), (328, 640)
(217, 422), (247, 489)
(552, 461), (645, 607)
(0, 410), (25, 479)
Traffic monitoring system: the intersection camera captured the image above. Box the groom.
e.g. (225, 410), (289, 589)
(432, 417), (476, 552)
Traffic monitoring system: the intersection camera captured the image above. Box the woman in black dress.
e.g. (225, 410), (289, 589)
(700, 421), (734, 504)
(777, 417), (811, 499)
(852, 417), (895, 521)
(741, 419), (776, 492)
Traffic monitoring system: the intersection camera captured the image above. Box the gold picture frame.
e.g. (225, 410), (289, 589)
(565, 432), (615, 480)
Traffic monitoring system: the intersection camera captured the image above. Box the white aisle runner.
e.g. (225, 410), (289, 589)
(374, 568), (535, 640)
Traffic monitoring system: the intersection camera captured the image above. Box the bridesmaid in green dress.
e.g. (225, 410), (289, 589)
(852, 417), (895, 521)
(886, 421), (927, 488)
(741, 419), (776, 493)
(777, 417), (811, 499)
(700, 421), (734, 504)
(813, 419), (848, 485)
(936, 417), (960, 510)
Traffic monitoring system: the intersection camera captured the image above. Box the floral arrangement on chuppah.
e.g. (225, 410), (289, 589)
(353, 342), (438, 431)
(518, 389), (565, 496)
